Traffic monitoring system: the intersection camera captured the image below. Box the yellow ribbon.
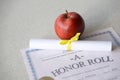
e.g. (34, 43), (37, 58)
(60, 33), (81, 51)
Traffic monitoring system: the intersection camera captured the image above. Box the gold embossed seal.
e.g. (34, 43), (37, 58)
(39, 76), (54, 80)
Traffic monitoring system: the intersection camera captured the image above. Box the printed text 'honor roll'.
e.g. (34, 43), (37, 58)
(29, 39), (112, 51)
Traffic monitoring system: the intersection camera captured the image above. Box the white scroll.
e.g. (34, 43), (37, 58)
(29, 39), (112, 51)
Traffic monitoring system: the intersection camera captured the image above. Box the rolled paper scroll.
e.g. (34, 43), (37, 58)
(29, 39), (112, 51)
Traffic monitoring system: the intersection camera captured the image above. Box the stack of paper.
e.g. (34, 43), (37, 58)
(21, 27), (120, 80)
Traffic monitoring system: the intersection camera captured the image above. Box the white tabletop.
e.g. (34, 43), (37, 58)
(0, 0), (120, 80)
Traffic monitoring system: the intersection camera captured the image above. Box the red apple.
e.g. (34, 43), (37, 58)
(54, 10), (85, 40)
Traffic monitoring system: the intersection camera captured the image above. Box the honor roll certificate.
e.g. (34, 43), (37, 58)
(21, 27), (120, 80)
(22, 48), (120, 80)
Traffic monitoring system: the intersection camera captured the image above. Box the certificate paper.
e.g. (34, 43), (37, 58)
(21, 27), (120, 80)
(22, 48), (120, 80)
(81, 27), (120, 47)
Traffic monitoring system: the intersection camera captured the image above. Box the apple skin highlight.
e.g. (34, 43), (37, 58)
(54, 11), (85, 40)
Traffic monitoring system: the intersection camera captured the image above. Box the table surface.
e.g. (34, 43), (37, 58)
(0, 0), (120, 80)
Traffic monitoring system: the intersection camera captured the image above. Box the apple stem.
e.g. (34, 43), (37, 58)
(66, 10), (68, 14)
(66, 10), (69, 18)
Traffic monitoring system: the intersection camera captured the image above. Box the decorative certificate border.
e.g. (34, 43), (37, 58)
(25, 30), (120, 80)
(82, 31), (120, 46)
(25, 49), (40, 80)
